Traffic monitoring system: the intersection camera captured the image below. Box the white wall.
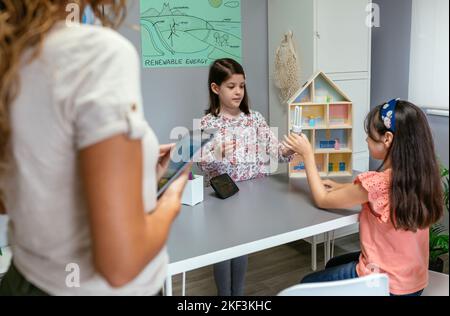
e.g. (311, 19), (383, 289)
(409, 0), (449, 111)
(120, 0), (269, 144)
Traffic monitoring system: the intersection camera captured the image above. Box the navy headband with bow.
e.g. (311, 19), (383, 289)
(380, 98), (399, 132)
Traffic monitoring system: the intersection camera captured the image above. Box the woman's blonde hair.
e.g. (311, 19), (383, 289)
(0, 0), (127, 178)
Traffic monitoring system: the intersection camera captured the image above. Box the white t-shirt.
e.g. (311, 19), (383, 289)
(0, 23), (167, 295)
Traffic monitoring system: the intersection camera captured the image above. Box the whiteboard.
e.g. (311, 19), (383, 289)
(409, 0), (449, 111)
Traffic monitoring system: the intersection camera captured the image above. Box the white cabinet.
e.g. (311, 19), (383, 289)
(316, 0), (371, 73)
(269, 0), (372, 173)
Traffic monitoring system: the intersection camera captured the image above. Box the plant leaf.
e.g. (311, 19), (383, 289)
(434, 235), (449, 250)
(431, 224), (446, 236)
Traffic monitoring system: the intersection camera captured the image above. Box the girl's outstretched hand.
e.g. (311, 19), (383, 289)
(212, 139), (234, 162)
(282, 133), (313, 158)
(280, 143), (296, 157)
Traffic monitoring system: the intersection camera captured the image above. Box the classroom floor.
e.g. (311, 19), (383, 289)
(172, 234), (450, 296)
(0, 234), (448, 295)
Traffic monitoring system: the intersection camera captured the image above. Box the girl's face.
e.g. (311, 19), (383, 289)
(366, 127), (394, 161)
(211, 74), (246, 112)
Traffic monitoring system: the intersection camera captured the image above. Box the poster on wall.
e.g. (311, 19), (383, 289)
(140, 0), (242, 68)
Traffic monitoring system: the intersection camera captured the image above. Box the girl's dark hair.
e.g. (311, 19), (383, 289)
(206, 58), (250, 116)
(365, 101), (443, 231)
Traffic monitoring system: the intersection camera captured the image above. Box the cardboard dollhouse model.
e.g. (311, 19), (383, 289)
(287, 72), (353, 178)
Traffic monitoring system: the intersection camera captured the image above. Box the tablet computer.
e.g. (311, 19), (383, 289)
(157, 129), (216, 198)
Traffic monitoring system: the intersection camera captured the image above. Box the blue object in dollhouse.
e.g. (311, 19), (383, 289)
(294, 162), (306, 171)
(308, 116), (316, 127)
(328, 163), (334, 172)
(319, 141), (327, 149)
(339, 162), (346, 172)
(292, 106), (303, 134)
(320, 140), (336, 149)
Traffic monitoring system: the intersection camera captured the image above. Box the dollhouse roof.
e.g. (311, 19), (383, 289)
(287, 71), (352, 105)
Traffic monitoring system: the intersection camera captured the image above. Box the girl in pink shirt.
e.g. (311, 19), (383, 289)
(283, 99), (444, 296)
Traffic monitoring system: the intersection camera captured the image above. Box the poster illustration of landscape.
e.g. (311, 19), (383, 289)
(140, 0), (242, 68)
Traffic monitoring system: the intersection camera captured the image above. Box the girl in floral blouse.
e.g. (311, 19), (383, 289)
(199, 58), (293, 185)
(199, 58), (293, 296)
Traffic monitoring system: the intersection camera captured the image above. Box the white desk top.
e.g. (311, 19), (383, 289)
(167, 172), (360, 275)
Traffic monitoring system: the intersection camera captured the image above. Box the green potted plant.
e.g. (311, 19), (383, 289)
(429, 166), (449, 273)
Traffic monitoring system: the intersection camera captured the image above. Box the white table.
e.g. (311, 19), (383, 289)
(165, 172), (360, 296)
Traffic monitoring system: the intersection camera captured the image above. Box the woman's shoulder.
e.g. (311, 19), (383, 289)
(44, 23), (137, 64)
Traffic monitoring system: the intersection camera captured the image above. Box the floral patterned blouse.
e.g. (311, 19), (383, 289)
(199, 110), (293, 185)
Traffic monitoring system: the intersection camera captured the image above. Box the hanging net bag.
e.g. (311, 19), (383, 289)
(274, 31), (301, 103)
